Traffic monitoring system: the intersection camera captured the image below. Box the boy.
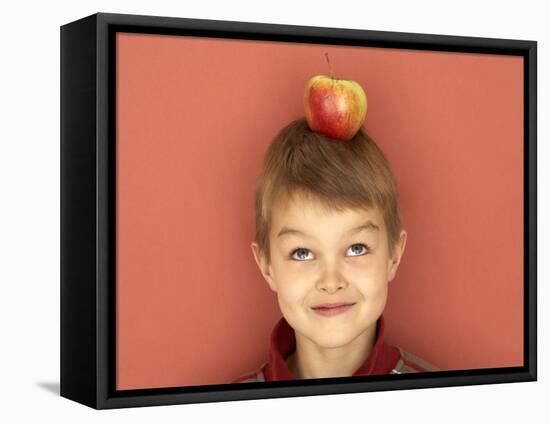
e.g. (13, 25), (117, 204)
(232, 117), (438, 383)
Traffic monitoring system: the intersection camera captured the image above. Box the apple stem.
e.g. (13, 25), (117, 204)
(325, 52), (334, 79)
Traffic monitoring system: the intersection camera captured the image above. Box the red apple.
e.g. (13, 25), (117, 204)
(303, 54), (367, 141)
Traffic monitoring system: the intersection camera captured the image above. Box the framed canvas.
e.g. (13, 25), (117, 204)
(60, 12), (537, 409)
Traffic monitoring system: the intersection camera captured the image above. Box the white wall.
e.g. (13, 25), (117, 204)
(1, 0), (546, 421)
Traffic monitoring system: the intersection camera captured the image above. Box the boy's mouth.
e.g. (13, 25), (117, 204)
(311, 302), (356, 310)
(311, 302), (356, 317)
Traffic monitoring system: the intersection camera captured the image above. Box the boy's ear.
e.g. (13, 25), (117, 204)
(387, 230), (407, 282)
(250, 241), (277, 292)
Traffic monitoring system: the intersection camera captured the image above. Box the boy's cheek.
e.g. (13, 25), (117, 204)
(361, 285), (389, 310)
(276, 282), (308, 305)
(275, 293), (297, 318)
(359, 276), (390, 295)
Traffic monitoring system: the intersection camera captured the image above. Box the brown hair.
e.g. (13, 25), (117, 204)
(254, 117), (402, 263)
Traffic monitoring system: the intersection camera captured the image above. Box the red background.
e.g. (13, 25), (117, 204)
(116, 32), (523, 389)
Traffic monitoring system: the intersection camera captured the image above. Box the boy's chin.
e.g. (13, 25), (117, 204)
(305, 327), (364, 349)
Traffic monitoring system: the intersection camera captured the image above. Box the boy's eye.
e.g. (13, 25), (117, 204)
(290, 248), (314, 261)
(347, 243), (369, 256)
(289, 244), (369, 261)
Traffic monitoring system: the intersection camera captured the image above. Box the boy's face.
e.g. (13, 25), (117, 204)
(251, 194), (407, 349)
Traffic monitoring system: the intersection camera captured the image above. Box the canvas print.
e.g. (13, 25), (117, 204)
(115, 31), (524, 390)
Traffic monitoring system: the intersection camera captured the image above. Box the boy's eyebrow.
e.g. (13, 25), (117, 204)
(277, 220), (379, 238)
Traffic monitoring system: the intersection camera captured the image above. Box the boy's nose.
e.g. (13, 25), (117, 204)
(315, 263), (347, 293)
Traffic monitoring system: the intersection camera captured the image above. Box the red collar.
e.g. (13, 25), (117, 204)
(262, 314), (399, 381)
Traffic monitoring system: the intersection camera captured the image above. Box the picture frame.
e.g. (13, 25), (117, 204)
(60, 12), (537, 409)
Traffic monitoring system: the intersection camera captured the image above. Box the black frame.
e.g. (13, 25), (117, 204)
(60, 12), (537, 409)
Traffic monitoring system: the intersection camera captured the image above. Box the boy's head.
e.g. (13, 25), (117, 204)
(250, 117), (407, 349)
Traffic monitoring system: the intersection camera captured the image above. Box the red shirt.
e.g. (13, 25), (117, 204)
(233, 314), (414, 383)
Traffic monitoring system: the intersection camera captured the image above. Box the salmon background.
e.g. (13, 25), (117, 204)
(116, 32), (524, 390)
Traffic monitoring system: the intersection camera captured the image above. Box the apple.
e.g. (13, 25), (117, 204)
(303, 53), (367, 141)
